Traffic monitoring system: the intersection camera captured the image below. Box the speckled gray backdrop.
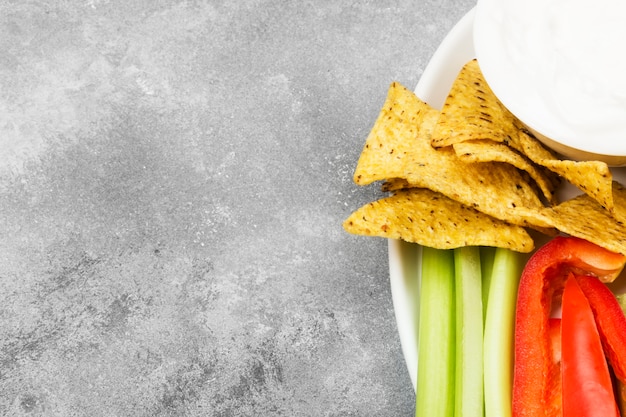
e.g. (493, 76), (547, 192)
(0, 1), (475, 415)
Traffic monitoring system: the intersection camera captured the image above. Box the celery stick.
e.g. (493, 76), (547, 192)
(415, 247), (455, 417)
(480, 246), (496, 322)
(483, 248), (522, 417)
(454, 246), (484, 417)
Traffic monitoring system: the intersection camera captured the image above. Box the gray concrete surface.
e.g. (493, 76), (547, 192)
(0, 1), (475, 415)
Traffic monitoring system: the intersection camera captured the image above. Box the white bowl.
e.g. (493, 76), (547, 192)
(473, 0), (626, 166)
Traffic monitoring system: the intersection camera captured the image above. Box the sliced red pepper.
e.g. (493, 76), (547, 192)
(548, 318), (561, 364)
(513, 236), (626, 417)
(561, 274), (619, 417)
(546, 318), (562, 417)
(576, 274), (626, 382)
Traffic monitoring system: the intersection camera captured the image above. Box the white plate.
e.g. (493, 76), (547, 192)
(389, 7), (626, 391)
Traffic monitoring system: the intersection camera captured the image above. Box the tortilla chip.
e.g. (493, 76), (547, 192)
(453, 139), (560, 204)
(609, 182), (626, 224)
(382, 179), (558, 237)
(382, 141), (545, 228)
(353, 82), (439, 185)
(352, 80), (544, 227)
(343, 188), (534, 252)
(430, 59), (614, 211)
(511, 133), (614, 211)
(430, 60), (556, 160)
(515, 183), (626, 255)
(539, 159), (613, 212)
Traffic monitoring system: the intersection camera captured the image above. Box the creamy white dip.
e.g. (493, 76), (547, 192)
(474, 0), (626, 158)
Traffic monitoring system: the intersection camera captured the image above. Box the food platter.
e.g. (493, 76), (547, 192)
(389, 7), (626, 391)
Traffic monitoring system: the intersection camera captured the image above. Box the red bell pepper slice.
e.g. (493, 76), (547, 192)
(576, 274), (626, 382)
(548, 318), (561, 364)
(561, 274), (619, 417)
(513, 236), (626, 417)
(546, 318), (562, 417)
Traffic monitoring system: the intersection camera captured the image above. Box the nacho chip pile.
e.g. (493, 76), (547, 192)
(344, 59), (626, 255)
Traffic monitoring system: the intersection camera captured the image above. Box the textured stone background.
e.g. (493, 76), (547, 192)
(0, 1), (474, 415)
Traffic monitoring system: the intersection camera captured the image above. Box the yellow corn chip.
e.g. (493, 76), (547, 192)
(515, 183), (626, 255)
(343, 188), (534, 252)
(352, 80), (544, 227)
(539, 159), (613, 211)
(353, 82), (439, 185)
(382, 179), (557, 236)
(396, 147), (544, 228)
(430, 59), (555, 161)
(453, 139), (560, 205)
(430, 59), (614, 211)
(608, 181), (626, 224)
(399, 154), (545, 227)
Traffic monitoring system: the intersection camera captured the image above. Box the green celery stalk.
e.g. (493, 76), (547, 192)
(415, 247), (455, 417)
(454, 246), (484, 417)
(480, 246), (496, 322)
(483, 247), (522, 417)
